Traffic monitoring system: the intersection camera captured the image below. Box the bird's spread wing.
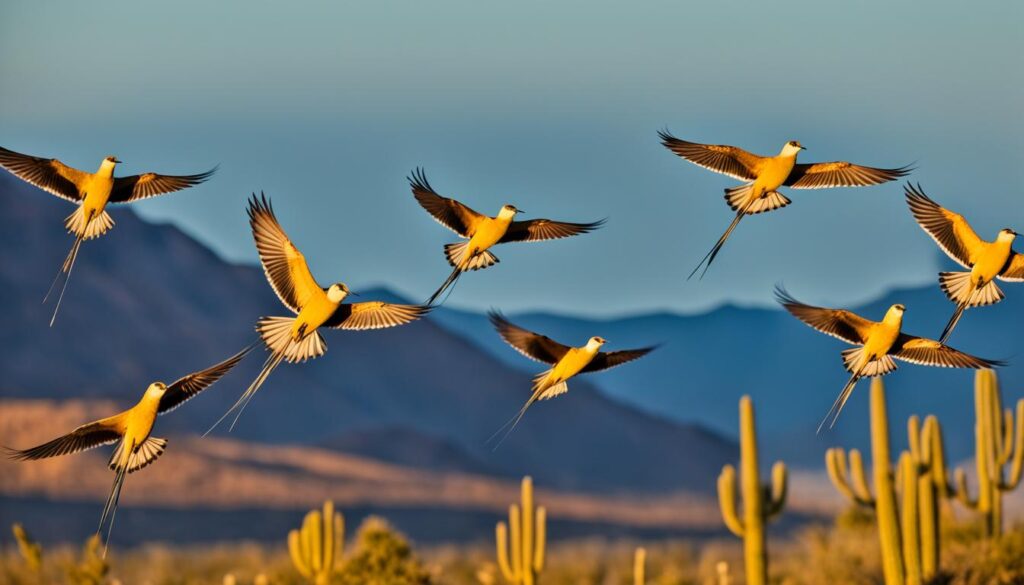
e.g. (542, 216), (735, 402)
(775, 287), (873, 345)
(904, 183), (982, 268)
(159, 347), (252, 414)
(109, 168), (216, 203)
(500, 218), (605, 243)
(999, 253), (1024, 282)
(658, 131), (761, 181)
(0, 146), (87, 202)
(325, 301), (430, 330)
(581, 347), (656, 373)
(409, 168), (484, 237)
(488, 311), (571, 364)
(784, 161), (911, 189)
(891, 334), (1002, 369)
(5, 416), (123, 461)
(247, 193), (323, 313)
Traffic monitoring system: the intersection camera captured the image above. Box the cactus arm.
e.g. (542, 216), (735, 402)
(496, 522), (516, 582)
(309, 510), (324, 574)
(522, 478), (534, 585)
(899, 452), (922, 585)
(717, 465), (745, 537)
(826, 448), (874, 506)
(289, 529), (312, 579)
(322, 502), (334, 573)
(333, 512), (344, 570)
(534, 506), (546, 573)
(634, 547), (646, 585)
(999, 400), (1024, 490)
(765, 462), (788, 518)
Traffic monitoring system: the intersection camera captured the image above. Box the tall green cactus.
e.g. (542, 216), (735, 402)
(716, 395), (787, 585)
(496, 476), (546, 585)
(633, 547), (646, 585)
(953, 369), (1024, 538)
(288, 500), (345, 585)
(825, 378), (904, 585)
(826, 379), (954, 585)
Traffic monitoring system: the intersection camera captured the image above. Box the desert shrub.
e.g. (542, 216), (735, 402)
(335, 516), (431, 585)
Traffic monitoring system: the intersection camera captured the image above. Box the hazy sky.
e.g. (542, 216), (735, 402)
(1, 1), (1021, 315)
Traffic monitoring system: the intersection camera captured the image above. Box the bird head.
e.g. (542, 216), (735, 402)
(145, 382), (169, 398)
(586, 336), (608, 349)
(886, 303), (906, 321)
(327, 282), (350, 302)
(998, 228), (1019, 242)
(499, 204), (522, 218)
(781, 141), (806, 156)
(103, 155), (122, 165)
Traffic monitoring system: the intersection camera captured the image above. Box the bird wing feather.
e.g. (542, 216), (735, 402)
(159, 347), (252, 414)
(488, 311), (571, 364)
(247, 193), (323, 313)
(0, 146), (88, 202)
(890, 334), (1002, 369)
(904, 184), (983, 269)
(409, 168), (484, 237)
(5, 415), (123, 461)
(109, 167), (215, 203)
(500, 218), (605, 243)
(775, 287), (873, 345)
(998, 253), (1024, 282)
(325, 301), (430, 330)
(785, 161), (911, 189)
(581, 347), (656, 373)
(658, 131), (761, 181)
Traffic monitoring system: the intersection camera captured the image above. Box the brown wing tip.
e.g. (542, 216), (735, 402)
(408, 166), (437, 195)
(773, 284), (801, 311)
(487, 309), (511, 331)
(247, 191), (275, 222)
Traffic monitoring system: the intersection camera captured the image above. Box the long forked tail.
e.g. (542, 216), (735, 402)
(205, 351), (285, 436)
(939, 304), (967, 345)
(97, 450), (130, 558)
(688, 194), (752, 280)
(818, 372), (861, 434)
(43, 233), (85, 327)
(486, 391), (542, 452)
(426, 265), (463, 306)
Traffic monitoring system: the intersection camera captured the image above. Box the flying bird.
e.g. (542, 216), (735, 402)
(211, 194), (432, 432)
(658, 132), (911, 279)
(487, 311), (655, 446)
(3, 348), (249, 554)
(905, 184), (1022, 343)
(0, 146), (215, 325)
(775, 287), (1002, 432)
(410, 168), (605, 305)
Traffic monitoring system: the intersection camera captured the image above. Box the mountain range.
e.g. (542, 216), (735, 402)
(1, 169), (1020, 544)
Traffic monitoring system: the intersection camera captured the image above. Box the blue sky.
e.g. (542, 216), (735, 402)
(1, 0), (1021, 315)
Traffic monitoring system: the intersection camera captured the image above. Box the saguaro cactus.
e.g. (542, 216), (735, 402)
(825, 378), (904, 585)
(716, 395), (787, 585)
(496, 476), (547, 585)
(288, 500), (345, 585)
(904, 414), (950, 579)
(954, 369), (1024, 538)
(633, 547), (646, 585)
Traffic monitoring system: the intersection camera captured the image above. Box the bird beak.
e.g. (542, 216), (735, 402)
(114, 158), (123, 164)
(348, 291), (361, 297)
(799, 146), (807, 151)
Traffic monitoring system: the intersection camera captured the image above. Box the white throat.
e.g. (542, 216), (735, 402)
(585, 338), (604, 351)
(497, 207), (517, 220)
(780, 143), (802, 157)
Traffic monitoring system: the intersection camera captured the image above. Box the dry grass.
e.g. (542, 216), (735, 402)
(3, 515), (1024, 585)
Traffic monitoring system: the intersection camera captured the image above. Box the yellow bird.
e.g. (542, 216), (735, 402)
(3, 348), (248, 554)
(0, 146), (215, 325)
(211, 194), (432, 432)
(658, 132), (911, 278)
(905, 184), (1022, 343)
(488, 311), (655, 446)
(775, 286), (1002, 432)
(410, 168), (605, 305)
